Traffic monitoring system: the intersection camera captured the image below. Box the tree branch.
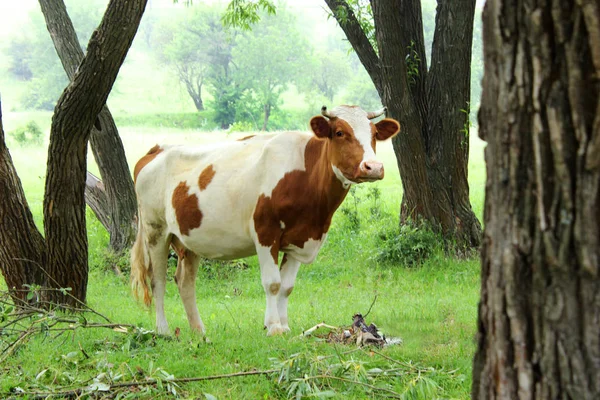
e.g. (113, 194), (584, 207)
(323, 0), (382, 95)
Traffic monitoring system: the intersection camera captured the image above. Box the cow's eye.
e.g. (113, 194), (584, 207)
(336, 131), (343, 137)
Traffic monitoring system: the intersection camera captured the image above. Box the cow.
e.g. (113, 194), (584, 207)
(130, 105), (400, 336)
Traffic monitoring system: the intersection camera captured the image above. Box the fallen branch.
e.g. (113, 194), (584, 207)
(301, 322), (339, 337)
(363, 294), (378, 319)
(5, 369), (279, 399)
(302, 374), (402, 399)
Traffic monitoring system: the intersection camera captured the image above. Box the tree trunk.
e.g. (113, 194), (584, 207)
(472, 0), (600, 398)
(326, 0), (482, 248)
(39, 0), (138, 254)
(42, 0), (147, 307)
(0, 99), (46, 305)
(262, 103), (271, 131)
(85, 171), (111, 230)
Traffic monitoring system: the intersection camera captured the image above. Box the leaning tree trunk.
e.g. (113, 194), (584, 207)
(39, 0), (137, 253)
(0, 99), (46, 305)
(326, 0), (482, 248)
(43, 0), (147, 307)
(472, 0), (600, 398)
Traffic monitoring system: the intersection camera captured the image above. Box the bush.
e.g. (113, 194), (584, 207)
(114, 112), (218, 130)
(227, 120), (255, 133)
(376, 222), (441, 267)
(9, 121), (44, 146)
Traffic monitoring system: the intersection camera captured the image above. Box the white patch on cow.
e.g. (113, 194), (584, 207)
(255, 243), (286, 336)
(331, 106), (377, 163)
(283, 236), (327, 264)
(280, 221), (286, 230)
(332, 165), (354, 188)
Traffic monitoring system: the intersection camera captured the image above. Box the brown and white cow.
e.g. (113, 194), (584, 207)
(130, 105), (400, 336)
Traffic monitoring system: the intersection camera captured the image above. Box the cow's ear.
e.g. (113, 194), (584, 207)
(375, 118), (400, 141)
(310, 116), (330, 139)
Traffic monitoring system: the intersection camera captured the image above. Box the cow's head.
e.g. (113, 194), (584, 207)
(310, 105), (400, 185)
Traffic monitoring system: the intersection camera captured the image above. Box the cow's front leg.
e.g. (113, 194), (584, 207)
(255, 245), (285, 336)
(278, 254), (301, 332)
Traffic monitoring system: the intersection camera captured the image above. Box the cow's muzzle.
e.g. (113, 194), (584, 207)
(357, 160), (384, 181)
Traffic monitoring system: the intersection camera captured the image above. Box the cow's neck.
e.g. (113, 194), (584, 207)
(304, 137), (350, 214)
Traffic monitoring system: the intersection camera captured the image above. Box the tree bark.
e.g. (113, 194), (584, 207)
(0, 99), (46, 305)
(327, 0), (482, 248)
(42, 0), (147, 306)
(39, 0), (138, 254)
(472, 0), (600, 398)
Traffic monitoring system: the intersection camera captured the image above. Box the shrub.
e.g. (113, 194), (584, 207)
(9, 121), (44, 146)
(376, 221), (441, 267)
(227, 120), (255, 133)
(114, 112), (218, 130)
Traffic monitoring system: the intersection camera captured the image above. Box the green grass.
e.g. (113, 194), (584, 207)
(0, 125), (485, 399)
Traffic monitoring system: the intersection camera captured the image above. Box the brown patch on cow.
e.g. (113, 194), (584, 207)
(269, 282), (281, 295)
(285, 287), (294, 297)
(172, 182), (202, 236)
(253, 138), (349, 263)
(198, 164), (216, 191)
(370, 123), (377, 153)
(375, 118), (400, 141)
(328, 119), (365, 180)
(147, 221), (165, 247)
(238, 135), (256, 141)
(134, 145), (163, 183)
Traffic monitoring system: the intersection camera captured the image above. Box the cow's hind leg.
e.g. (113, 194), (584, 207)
(148, 240), (170, 335)
(174, 248), (205, 334)
(278, 254), (301, 332)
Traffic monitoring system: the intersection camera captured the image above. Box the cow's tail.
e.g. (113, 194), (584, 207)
(130, 210), (153, 306)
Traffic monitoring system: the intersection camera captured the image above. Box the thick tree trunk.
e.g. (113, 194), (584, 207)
(0, 100), (46, 305)
(42, 0), (147, 307)
(472, 0), (600, 398)
(39, 0), (137, 254)
(327, 0), (481, 248)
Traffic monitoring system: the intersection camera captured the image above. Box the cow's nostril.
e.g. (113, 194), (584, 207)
(365, 164), (372, 170)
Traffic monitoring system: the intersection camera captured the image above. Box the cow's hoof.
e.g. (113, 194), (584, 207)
(266, 323), (287, 336)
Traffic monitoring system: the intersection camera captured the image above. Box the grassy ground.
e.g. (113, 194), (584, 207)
(0, 121), (486, 399)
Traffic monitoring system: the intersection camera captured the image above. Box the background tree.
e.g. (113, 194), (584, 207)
(0, 0), (147, 307)
(324, 0), (481, 248)
(39, 0), (138, 254)
(232, 9), (309, 130)
(472, 0), (600, 398)
(0, 99), (45, 305)
(299, 49), (351, 103)
(152, 7), (218, 111)
(5, 1), (103, 110)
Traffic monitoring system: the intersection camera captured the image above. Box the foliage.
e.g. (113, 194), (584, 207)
(328, 0), (377, 52)
(340, 185), (389, 232)
(272, 350), (448, 399)
(113, 111), (217, 130)
(152, 7), (226, 112)
(4, 0), (106, 111)
(342, 72), (383, 111)
(8, 121), (44, 146)
(4, 34), (33, 81)
(232, 8), (311, 130)
(298, 50), (352, 102)
(405, 40), (421, 87)
(376, 221), (442, 267)
(460, 102), (471, 147)
(222, 0), (276, 30)
(228, 120), (255, 133)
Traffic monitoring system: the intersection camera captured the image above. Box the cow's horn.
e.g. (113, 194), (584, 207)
(367, 107), (387, 119)
(321, 106), (335, 119)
